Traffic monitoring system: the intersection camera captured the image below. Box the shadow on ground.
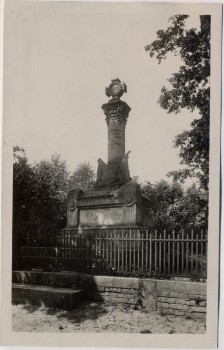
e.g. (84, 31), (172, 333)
(15, 300), (109, 324)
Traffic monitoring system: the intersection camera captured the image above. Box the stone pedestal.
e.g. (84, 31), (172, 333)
(66, 182), (154, 228)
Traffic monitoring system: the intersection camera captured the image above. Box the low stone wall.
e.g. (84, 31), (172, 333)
(12, 271), (206, 319)
(77, 275), (139, 305)
(78, 276), (206, 319)
(156, 280), (206, 319)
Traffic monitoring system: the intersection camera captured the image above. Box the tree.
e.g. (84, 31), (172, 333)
(33, 154), (70, 227)
(145, 15), (210, 191)
(69, 162), (96, 191)
(141, 180), (207, 231)
(142, 180), (184, 230)
(13, 148), (71, 228)
(13, 147), (97, 229)
(13, 146), (37, 226)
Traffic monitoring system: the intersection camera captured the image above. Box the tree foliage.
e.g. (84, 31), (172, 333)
(141, 180), (208, 231)
(13, 149), (70, 228)
(69, 162), (96, 191)
(13, 146), (37, 226)
(145, 15), (210, 190)
(32, 154), (70, 227)
(13, 147), (96, 229)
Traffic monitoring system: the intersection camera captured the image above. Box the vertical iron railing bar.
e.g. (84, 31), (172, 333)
(122, 229), (124, 272)
(106, 228), (109, 269)
(96, 230), (98, 272)
(168, 232), (170, 275)
(191, 229), (194, 274)
(129, 229), (132, 273)
(172, 230), (175, 275)
(159, 231), (162, 275)
(155, 230), (157, 275)
(146, 230), (148, 275)
(137, 229), (140, 274)
(177, 231), (180, 275)
(110, 230), (112, 271)
(196, 231), (199, 274)
(118, 229), (120, 272)
(114, 229), (116, 272)
(186, 231), (189, 275)
(133, 230), (136, 273)
(163, 229), (166, 275)
(205, 232), (208, 278)
(141, 231), (144, 274)
(149, 231), (152, 275)
(125, 231), (128, 271)
(200, 229), (203, 276)
(181, 229), (184, 274)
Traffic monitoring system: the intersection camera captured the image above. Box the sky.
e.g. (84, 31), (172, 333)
(4, 1), (204, 184)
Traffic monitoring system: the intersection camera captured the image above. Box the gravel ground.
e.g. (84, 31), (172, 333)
(12, 302), (206, 333)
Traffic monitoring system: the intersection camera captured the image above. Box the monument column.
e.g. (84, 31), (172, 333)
(64, 77), (154, 228)
(101, 79), (131, 163)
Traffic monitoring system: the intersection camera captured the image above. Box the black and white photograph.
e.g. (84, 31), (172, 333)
(0, 0), (222, 348)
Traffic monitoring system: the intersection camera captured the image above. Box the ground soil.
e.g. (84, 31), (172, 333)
(12, 301), (206, 333)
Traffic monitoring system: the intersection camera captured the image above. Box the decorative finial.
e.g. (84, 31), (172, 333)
(105, 78), (127, 99)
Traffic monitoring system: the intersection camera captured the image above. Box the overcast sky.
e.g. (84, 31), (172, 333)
(4, 1), (207, 184)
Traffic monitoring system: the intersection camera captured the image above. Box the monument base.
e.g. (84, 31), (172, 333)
(66, 182), (154, 228)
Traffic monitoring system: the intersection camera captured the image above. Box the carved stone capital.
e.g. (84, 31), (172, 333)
(102, 100), (131, 126)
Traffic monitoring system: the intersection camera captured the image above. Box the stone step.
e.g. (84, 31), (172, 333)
(12, 283), (87, 310)
(12, 270), (79, 287)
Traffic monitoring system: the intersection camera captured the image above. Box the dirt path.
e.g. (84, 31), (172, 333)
(12, 302), (206, 333)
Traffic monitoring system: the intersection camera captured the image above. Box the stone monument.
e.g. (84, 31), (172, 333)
(66, 79), (153, 228)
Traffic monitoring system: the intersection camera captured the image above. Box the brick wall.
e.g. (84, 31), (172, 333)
(77, 275), (140, 305)
(156, 280), (206, 319)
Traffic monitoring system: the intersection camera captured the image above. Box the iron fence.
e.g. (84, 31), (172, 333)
(13, 226), (208, 279)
